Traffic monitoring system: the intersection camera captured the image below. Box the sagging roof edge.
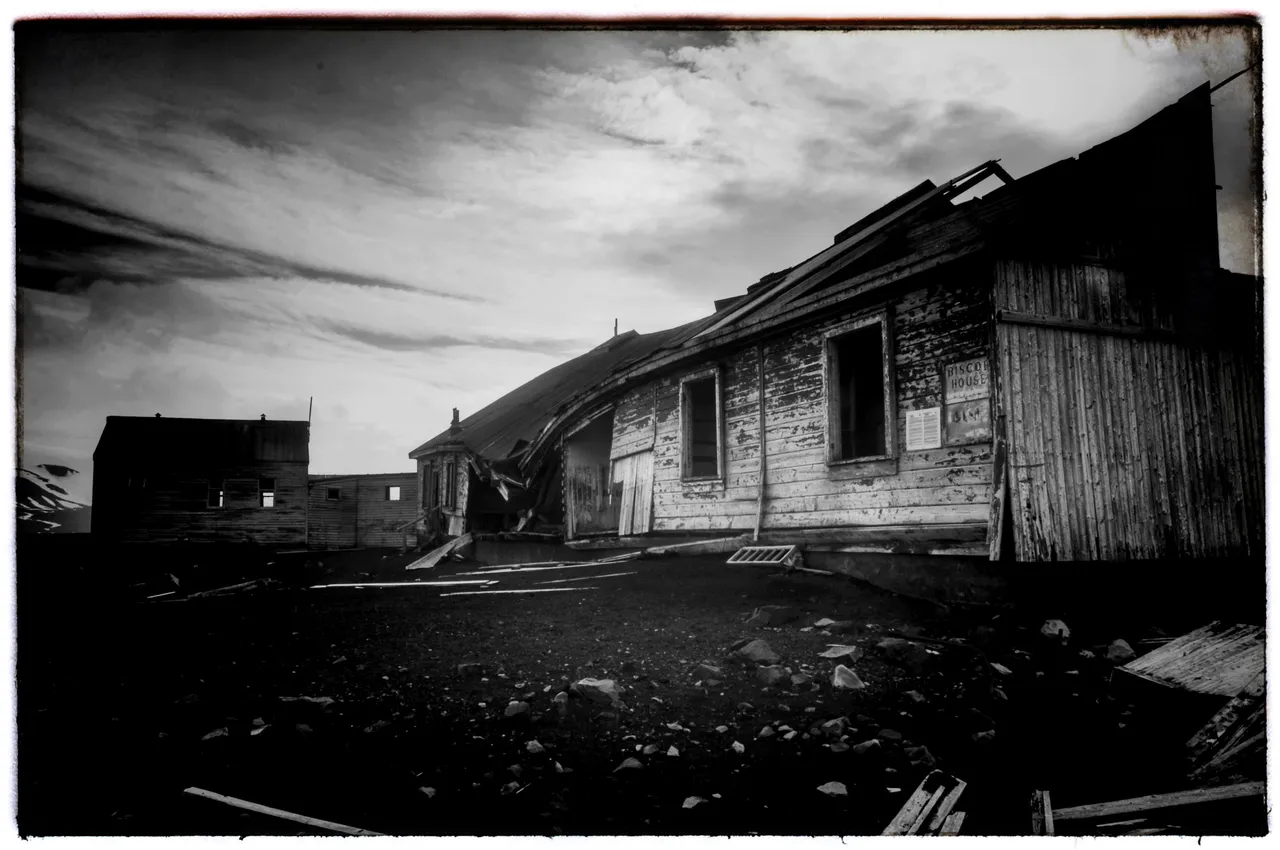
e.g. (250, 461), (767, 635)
(517, 238), (992, 479)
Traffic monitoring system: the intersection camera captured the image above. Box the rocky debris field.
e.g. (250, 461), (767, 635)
(17, 546), (1258, 836)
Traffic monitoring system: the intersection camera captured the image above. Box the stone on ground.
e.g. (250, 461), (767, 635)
(526, 740), (545, 754)
(505, 701), (530, 717)
(573, 678), (622, 704)
(614, 757), (643, 772)
(735, 639), (781, 664)
(1040, 618), (1071, 641)
(817, 781), (848, 797)
(691, 663), (723, 680)
(851, 739), (881, 755)
(1106, 639), (1136, 663)
(819, 645), (863, 661)
(756, 665), (789, 687)
(831, 665), (865, 689)
(683, 796), (707, 809)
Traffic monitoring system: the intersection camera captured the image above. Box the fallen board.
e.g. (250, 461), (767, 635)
(309, 580), (496, 589)
(439, 587), (598, 597)
(536, 571), (638, 585)
(183, 787), (382, 836)
(405, 533), (473, 571)
(1052, 781), (1264, 822)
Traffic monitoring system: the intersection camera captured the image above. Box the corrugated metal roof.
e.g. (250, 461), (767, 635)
(409, 324), (696, 461)
(93, 416), (310, 465)
(1121, 621), (1265, 698)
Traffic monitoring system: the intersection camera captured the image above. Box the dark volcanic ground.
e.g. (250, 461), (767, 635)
(16, 540), (1265, 836)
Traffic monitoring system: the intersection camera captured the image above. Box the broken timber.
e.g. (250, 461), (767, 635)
(1030, 789), (1054, 836)
(882, 770), (966, 836)
(1052, 781), (1264, 824)
(183, 787), (383, 836)
(406, 533), (473, 571)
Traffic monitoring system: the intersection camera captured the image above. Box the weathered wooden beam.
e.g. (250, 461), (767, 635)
(996, 309), (1177, 341)
(882, 770), (948, 835)
(405, 532), (472, 571)
(1030, 789), (1054, 835)
(183, 787), (383, 836)
(927, 778), (967, 833)
(1052, 781), (1264, 822)
(939, 811), (966, 835)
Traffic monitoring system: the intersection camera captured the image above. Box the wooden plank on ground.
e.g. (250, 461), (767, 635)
(926, 779), (966, 833)
(645, 535), (752, 556)
(1052, 781), (1264, 822)
(183, 787), (383, 836)
(882, 770), (945, 835)
(939, 811), (966, 835)
(1030, 789), (1054, 835)
(405, 533), (472, 571)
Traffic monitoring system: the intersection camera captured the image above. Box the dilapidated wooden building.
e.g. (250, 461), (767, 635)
(306, 472), (418, 548)
(91, 415), (310, 545)
(408, 84), (1262, 591)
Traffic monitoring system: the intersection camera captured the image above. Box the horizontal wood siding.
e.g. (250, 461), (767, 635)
(995, 258), (1264, 561)
(92, 461), (308, 545)
(308, 474), (420, 548)
(621, 275), (994, 538)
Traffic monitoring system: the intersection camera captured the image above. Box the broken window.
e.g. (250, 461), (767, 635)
(826, 314), (893, 463)
(259, 478), (275, 508)
(386, 485), (401, 501)
(442, 458), (457, 509)
(680, 371), (722, 479)
(326, 487), (341, 501)
(207, 480), (224, 509)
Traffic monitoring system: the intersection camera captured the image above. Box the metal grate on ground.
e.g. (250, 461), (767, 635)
(726, 545), (800, 566)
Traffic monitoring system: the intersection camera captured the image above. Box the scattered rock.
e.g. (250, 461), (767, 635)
(737, 702), (755, 712)
(817, 781), (848, 797)
(1106, 639), (1136, 664)
(1040, 619), (1071, 642)
(250, 726), (268, 736)
(735, 640), (781, 664)
(643, 744), (660, 755)
(705, 679), (723, 688)
(666, 746), (679, 757)
(905, 745), (936, 768)
(252, 717), (266, 727)
(819, 645), (864, 662)
(757, 665), (789, 687)
(364, 720), (391, 734)
(821, 717), (848, 738)
(683, 796), (707, 809)
(747, 605), (801, 627)
(692, 663), (723, 680)
(508, 764), (524, 778)
(279, 696), (335, 707)
(500, 781), (521, 795)
(993, 687), (1009, 701)
(783, 730), (798, 741)
(552, 691), (569, 716)
(831, 665), (865, 689)
(877, 728), (903, 742)
(790, 673), (814, 687)
(295, 723), (313, 735)
(830, 741), (851, 753)
(505, 701), (531, 717)
(972, 729), (996, 743)
(902, 690), (927, 704)
(991, 662), (1014, 676)
(614, 757), (643, 772)
(758, 726), (775, 739)
(1079, 649), (1096, 659)
(813, 618), (836, 627)
(526, 740), (545, 754)
(715, 725), (729, 733)
(666, 721), (686, 731)
(731, 741), (745, 754)
(419, 787), (436, 799)
(573, 678), (622, 704)
(851, 739), (881, 755)
(201, 727), (229, 741)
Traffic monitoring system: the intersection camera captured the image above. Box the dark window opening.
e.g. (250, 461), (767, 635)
(682, 375), (720, 479)
(326, 488), (341, 501)
(259, 478), (275, 508)
(442, 459), (457, 509)
(830, 323), (888, 461)
(423, 465), (436, 509)
(386, 485), (401, 501)
(207, 481), (224, 509)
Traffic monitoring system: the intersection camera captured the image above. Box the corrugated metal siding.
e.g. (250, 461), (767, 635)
(613, 275), (993, 539)
(1121, 622), (1264, 698)
(995, 259), (1264, 561)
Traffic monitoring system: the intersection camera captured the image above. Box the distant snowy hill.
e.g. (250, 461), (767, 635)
(17, 466), (91, 534)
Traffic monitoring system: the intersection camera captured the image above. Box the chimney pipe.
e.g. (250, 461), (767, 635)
(449, 408), (462, 436)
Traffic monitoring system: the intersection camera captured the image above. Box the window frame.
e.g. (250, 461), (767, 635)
(326, 487), (341, 501)
(442, 457), (457, 509)
(386, 485), (402, 501)
(822, 310), (896, 467)
(259, 478), (276, 508)
(678, 366), (724, 483)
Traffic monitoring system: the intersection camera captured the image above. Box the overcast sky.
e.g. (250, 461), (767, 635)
(15, 24), (1259, 504)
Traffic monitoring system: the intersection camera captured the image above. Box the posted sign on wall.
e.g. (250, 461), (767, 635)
(944, 358), (990, 403)
(944, 358), (991, 443)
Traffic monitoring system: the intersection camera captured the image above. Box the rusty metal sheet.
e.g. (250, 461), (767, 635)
(1121, 621), (1265, 698)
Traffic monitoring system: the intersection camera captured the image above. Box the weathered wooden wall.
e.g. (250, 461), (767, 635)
(91, 461), (308, 545)
(415, 453), (470, 537)
(607, 273), (993, 547)
(994, 258), (1264, 561)
(307, 474), (420, 548)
